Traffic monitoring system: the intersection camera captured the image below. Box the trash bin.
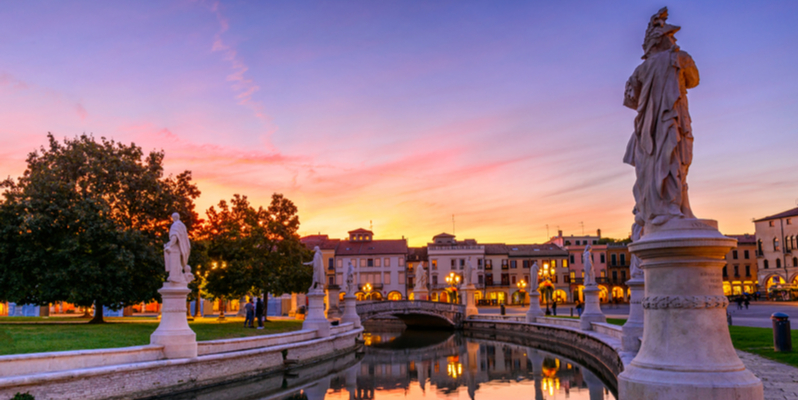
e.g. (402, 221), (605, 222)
(500, 304), (505, 316)
(771, 312), (792, 352)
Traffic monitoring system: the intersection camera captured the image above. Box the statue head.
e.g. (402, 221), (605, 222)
(171, 212), (180, 222)
(585, 244), (592, 252)
(313, 246), (320, 253)
(642, 7), (680, 59)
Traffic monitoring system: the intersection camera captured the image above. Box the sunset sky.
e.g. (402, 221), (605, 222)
(0, 1), (796, 246)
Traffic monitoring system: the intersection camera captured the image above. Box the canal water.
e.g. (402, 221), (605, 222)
(160, 328), (616, 400)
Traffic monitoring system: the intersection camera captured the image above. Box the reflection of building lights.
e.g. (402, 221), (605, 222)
(447, 362), (463, 379)
(363, 333), (372, 346)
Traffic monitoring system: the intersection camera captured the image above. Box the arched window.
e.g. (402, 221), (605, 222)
(764, 259), (769, 269)
(786, 236), (792, 251)
(776, 258), (781, 269)
(773, 237), (780, 251)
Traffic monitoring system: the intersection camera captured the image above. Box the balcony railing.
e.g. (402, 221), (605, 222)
(595, 277), (609, 284)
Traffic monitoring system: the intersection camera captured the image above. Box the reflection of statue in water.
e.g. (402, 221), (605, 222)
(345, 261), (355, 295)
(583, 244), (595, 286)
(623, 7), (699, 226)
(164, 213), (193, 285)
(303, 246), (325, 292)
(415, 262), (427, 290)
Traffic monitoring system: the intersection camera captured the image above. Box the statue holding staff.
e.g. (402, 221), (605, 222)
(303, 246), (325, 292)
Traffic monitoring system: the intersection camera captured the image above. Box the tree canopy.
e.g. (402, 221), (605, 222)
(0, 134), (200, 322)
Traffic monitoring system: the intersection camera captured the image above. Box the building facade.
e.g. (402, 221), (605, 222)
(334, 228), (409, 301)
(722, 234), (758, 296)
(754, 208), (798, 297)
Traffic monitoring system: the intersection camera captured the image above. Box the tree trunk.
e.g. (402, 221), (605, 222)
(89, 302), (104, 324)
(194, 292), (202, 318)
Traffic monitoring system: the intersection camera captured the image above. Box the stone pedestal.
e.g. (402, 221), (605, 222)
(340, 294), (362, 329)
(326, 286), (341, 319)
(150, 284), (197, 359)
(618, 219), (763, 399)
(526, 289), (544, 322)
(302, 291), (330, 338)
(462, 284), (478, 316)
(622, 276), (645, 352)
(412, 289), (428, 301)
(580, 285), (605, 330)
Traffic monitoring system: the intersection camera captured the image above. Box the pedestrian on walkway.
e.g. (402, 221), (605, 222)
(736, 296), (743, 310)
(576, 300), (583, 317)
(744, 297), (750, 310)
(244, 298), (255, 328)
(552, 301), (558, 316)
(256, 297), (265, 329)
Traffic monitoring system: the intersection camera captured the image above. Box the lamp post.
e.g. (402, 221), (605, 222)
(363, 282), (373, 301)
(516, 280), (527, 307)
(538, 263), (556, 315)
(445, 272), (461, 304)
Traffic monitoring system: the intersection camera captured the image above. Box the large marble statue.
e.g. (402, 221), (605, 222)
(164, 213), (193, 285)
(583, 244), (595, 286)
(530, 261), (540, 287)
(415, 262), (427, 290)
(344, 261), (355, 295)
(464, 259), (473, 286)
(623, 7), (699, 227)
(303, 246), (325, 292)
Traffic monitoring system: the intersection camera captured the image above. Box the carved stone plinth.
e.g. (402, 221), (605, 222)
(580, 285), (606, 330)
(150, 284), (197, 359)
(526, 290), (544, 322)
(302, 291), (330, 338)
(622, 276), (645, 352)
(462, 285), (478, 316)
(618, 219), (762, 399)
(340, 294), (361, 329)
(412, 289), (428, 301)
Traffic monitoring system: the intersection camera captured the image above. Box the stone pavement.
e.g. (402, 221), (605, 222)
(736, 350), (798, 400)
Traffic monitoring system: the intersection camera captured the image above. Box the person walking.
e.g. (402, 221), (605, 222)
(735, 296), (743, 310)
(256, 297), (265, 329)
(244, 298), (255, 328)
(575, 300), (583, 317)
(552, 300), (558, 316)
(743, 296), (750, 310)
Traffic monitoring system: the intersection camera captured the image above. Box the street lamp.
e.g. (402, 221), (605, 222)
(363, 282), (373, 301)
(538, 262), (556, 315)
(516, 280), (527, 307)
(445, 272), (461, 304)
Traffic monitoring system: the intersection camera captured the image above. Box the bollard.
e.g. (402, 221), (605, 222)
(771, 312), (792, 352)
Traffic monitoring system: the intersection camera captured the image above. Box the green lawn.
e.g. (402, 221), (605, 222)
(0, 318), (302, 355)
(729, 325), (798, 366)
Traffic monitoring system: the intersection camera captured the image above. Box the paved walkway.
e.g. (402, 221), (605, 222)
(737, 350), (798, 400)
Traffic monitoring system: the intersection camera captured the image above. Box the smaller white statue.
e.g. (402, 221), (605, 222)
(464, 259), (473, 286)
(583, 244), (595, 286)
(164, 213), (193, 285)
(303, 246), (325, 292)
(415, 262), (427, 290)
(530, 261), (540, 289)
(345, 261), (356, 295)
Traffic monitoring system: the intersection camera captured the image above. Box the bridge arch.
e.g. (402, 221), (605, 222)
(356, 300), (465, 329)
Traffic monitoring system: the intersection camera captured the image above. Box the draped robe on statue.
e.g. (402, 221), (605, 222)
(623, 47), (699, 226)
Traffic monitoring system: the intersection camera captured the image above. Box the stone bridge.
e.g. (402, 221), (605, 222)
(355, 300), (465, 329)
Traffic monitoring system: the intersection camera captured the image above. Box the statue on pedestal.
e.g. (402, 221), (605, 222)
(345, 261), (355, 296)
(623, 7), (699, 227)
(583, 244), (595, 286)
(415, 262), (427, 291)
(464, 259), (473, 286)
(164, 213), (193, 285)
(303, 246), (325, 292)
(530, 261), (540, 288)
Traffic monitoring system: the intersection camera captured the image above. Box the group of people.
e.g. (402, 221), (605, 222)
(243, 297), (266, 329)
(733, 294), (752, 310)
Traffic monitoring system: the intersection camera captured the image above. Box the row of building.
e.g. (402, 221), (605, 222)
(301, 207), (799, 306)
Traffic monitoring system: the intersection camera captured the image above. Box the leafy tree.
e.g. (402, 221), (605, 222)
(0, 134), (200, 323)
(199, 193), (310, 321)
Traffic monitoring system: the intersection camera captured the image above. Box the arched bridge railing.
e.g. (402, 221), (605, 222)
(355, 300), (465, 328)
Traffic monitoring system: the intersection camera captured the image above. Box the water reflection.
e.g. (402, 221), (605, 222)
(158, 329), (615, 400)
